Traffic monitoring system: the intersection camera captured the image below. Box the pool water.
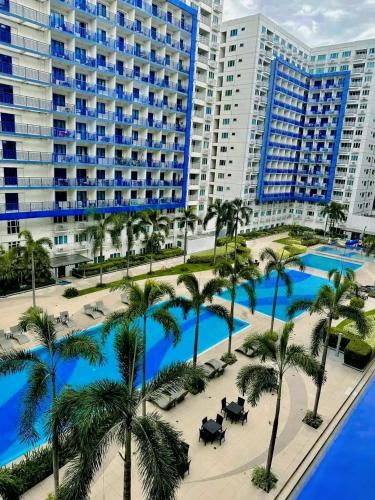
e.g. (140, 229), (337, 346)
(218, 270), (329, 322)
(0, 306), (248, 466)
(300, 253), (362, 273)
(297, 378), (375, 500)
(317, 245), (374, 263)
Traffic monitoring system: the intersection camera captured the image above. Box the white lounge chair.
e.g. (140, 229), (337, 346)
(0, 330), (13, 350)
(121, 293), (129, 305)
(84, 304), (101, 320)
(9, 326), (30, 345)
(95, 300), (110, 316)
(60, 311), (74, 327)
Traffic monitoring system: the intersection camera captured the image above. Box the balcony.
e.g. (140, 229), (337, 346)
(0, 1), (50, 27)
(0, 32), (49, 57)
(0, 177), (184, 188)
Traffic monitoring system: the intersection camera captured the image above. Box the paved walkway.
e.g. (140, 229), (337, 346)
(1, 233), (374, 499)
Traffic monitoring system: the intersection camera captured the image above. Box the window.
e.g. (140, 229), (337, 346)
(223, 118), (230, 125)
(228, 60), (235, 67)
(54, 235), (68, 245)
(221, 132), (229, 138)
(218, 173), (224, 179)
(317, 54), (326, 61)
(216, 186), (224, 192)
(7, 220), (19, 234)
(223, 104), (231, 110)
(226, 75), (234, 82)
(224, 90), (232, 96)
(342, 51), (351, 57)
(341, 65), (349, 71)
(330, 52), (338, 59)
(229, 45), (236, 52)
(230, 29), (238, 37)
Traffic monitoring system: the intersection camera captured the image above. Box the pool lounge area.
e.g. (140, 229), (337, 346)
(0, 306), (248, 466)
(299, 253), (362, 273)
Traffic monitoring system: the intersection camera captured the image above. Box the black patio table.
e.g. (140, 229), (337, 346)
(226, 402), (243, 421)
(202, 419), (221, 439)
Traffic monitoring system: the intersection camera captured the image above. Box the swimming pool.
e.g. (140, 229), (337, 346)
(0, 306), (248, 465)
(300, 253), (362, 273)
(297, 378), (375, 499)
(317, 245), (374, 263)
(218, 270), (329, 322)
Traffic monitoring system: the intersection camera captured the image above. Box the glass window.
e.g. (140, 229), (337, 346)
(342, 51), (351, 57)
(330, 52), (338, 59)
(230, 29), (238, 37)
(317, 54), (326, 61)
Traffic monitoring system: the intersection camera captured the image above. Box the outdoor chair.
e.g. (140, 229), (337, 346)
(9, 326), (30, 345)
(201, 416), (208, 426)
(95, 300), (110, 316)
(221, 397), (227, 415)
(60, 311), (74, 327)
(216, 414), (224, 426)
(199, 428), (210, 445)
(239, 410), (249, 426)
(0, 330), (13, 350)
(217, 428), (226, 445)
(121, 293), (129, 304)
(237, 397), (245, 407)
(83, 304), (101, 320)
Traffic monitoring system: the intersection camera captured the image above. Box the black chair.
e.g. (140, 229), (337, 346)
(237, 397), (245, 407)
(217, 428), (226, 445)
(239, 410), (249, 426)
(199, 428), (210, 445)
(201, 416), (208, 426)
(221, 397), (227, 414)
(216, 414), (223, 426)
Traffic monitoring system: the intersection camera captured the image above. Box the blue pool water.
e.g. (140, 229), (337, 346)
(317, 245), (374, 263)
(0, 306), (248, 465)
(300, 253), (362, 273)
(298, 378), (375, 500)
(218, 270), (329, 322)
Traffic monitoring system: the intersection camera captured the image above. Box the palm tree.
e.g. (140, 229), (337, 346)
(260, 247), (304, 333)
(166, 273), (229, 366)
(0, 245), (19, 292)
(110, 212), (147, 277)
(321, 202), (346, 236)
(237, 322), (320, 492)
(52, 321), (201, 500)
(175, 207), (200, 264)
(18, 229), (52, 308)
(142, 210), (170, 273)
(203, 200), (226, 265)
(288, 269), (368, 426)
(82, 211), (122, 285)
(0, 309), (102, 496)
(110, 279), (179, 415)
(230, 198), (252, 260)
(223, 201), (235, 260)
(363, 235), (375, 256)
(214, 258), (260, 354)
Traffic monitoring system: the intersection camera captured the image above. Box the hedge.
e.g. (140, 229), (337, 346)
(188, 244), (250, 264)
(328, 329), (354, 351)
(0, 445), (72, 499)
(344, 339), (372, 369)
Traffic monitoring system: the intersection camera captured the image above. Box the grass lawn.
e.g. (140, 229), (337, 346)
(73, 262), (214, 297)
(273, 237), (301, 245)
(336, 309), (375, 349)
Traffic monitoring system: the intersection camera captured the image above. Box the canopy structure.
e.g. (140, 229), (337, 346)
(50, 254), (91, 268)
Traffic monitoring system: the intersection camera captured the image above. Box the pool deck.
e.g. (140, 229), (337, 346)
(1, 233), (375, 500)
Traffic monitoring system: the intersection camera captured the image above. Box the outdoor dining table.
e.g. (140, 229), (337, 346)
(202, 419), (222, 439)
(226, 402), (243, 421)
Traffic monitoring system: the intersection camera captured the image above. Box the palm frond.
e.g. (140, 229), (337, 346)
(205, 303), (232, 331)
(280, 269), (293, 296)
(202, 277), (226, 300)
(287, 299), (313, 319)
(164, 296), (192, 318)
(260, 247), (278, 263)
(101, 309), (128, 340)
(114, 322), (143, 388)
(310, 317), (328, 356)
(337, 305), (369, 337)
(152, 308), (180, 345)
(236, 364), (278, 406)
(241, 282), (256, 313)
(0, 349), (38, 375)
(285, 345), (322, 384)
(57, 333), (103, 365)
(177, 273), (199, 297)
(242, 333), (277, 362)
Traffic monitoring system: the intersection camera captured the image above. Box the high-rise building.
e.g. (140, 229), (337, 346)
(213, 14), (375, 236)
(0, 0), (200, 274)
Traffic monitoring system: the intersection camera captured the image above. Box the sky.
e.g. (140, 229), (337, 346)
(223, 0), (375, 47)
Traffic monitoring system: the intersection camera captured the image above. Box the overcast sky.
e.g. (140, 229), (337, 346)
(223, 0), (375, 47)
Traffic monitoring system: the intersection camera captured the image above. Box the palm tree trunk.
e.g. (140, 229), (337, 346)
(233, 222), (238, 262)
(265, 374), (283, 485)
(99, 246), (103, 286)
(270, 273), (280, 333)
(123, 428), (132, 500)
(126, 250), (130, 278)
(335, 333), (342, 357)
(228, 292), (235, 354)
(324, 217), (328, 237)
(213, 231), (218, 265)
(312, 316), (332, 419)
(142, 316), (147, 416)
(225, 238), (229, 260)
(51, 371), (59, 495)
(31, 250), (36, 308)
(193, 309), (200, 366)
(184, 224), (188, 264)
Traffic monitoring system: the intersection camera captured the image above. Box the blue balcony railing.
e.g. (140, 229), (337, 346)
(0, 177), (184, 188)
(0, 0), (50, 26)
(0, 61), (50, 84)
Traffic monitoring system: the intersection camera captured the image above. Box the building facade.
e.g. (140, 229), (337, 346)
(214, 14), (375, 234)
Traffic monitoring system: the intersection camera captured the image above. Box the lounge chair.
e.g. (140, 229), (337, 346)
(201, 362), (217, 379)
(60, 311), (74, 327)
(235, 344), (255, 358)
(150, 388), (188, 410)
(84, 304), (101, 320)
(95, 300), (110, 316)
(9, 326), (30, 345)
(205, 358), (226, 376)
(0, 330), (13, 350)
(121, 293), (129, 304)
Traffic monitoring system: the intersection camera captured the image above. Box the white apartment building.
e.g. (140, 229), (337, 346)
(213, 14), (375, 236)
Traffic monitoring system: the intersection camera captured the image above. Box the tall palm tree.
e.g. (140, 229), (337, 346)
(0, 309), (102, 496)
(230, 198), (252, 260)
(110, 279), (179, 415)
(110, 212), (147, 277)
(82, 211), (122, 285)
(288, 269), (368, 426)
(175, 207), (200, 264)
(321, 202), (346, 236)
(166, 273), (229, 366)
(260, 247), (304, 333)
(142, 210), (170, 273)
(363, 235), (375, 256)
(214, 258), (260, 354)
(223, 201), (235, 260)
(52, 321), (201, 500)
(203, 200), (226, 265)
(18, 230), (52, 308)
(237, 322), (320, 492)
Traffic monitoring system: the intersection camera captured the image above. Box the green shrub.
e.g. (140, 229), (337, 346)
(251, 466), (278, 492)
(285, 244), (307, 256)
(62, 286), (79, 298)
(221, 352), (237, 365)
(185, 371), (207, 395)
(350, 297), (365, 310)
(217, 235), (246, 247)
(303, 410), (323, 429)
(344, 339), (372, 369)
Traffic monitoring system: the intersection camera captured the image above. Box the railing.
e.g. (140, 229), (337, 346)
(0, 32), (49, 55)
(0, 0), (50, 26)
(1, 177), (184, 188)
(0, 92), (52, 111)
(0, 61), (50, 83)
(0, 150), (52, 162)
